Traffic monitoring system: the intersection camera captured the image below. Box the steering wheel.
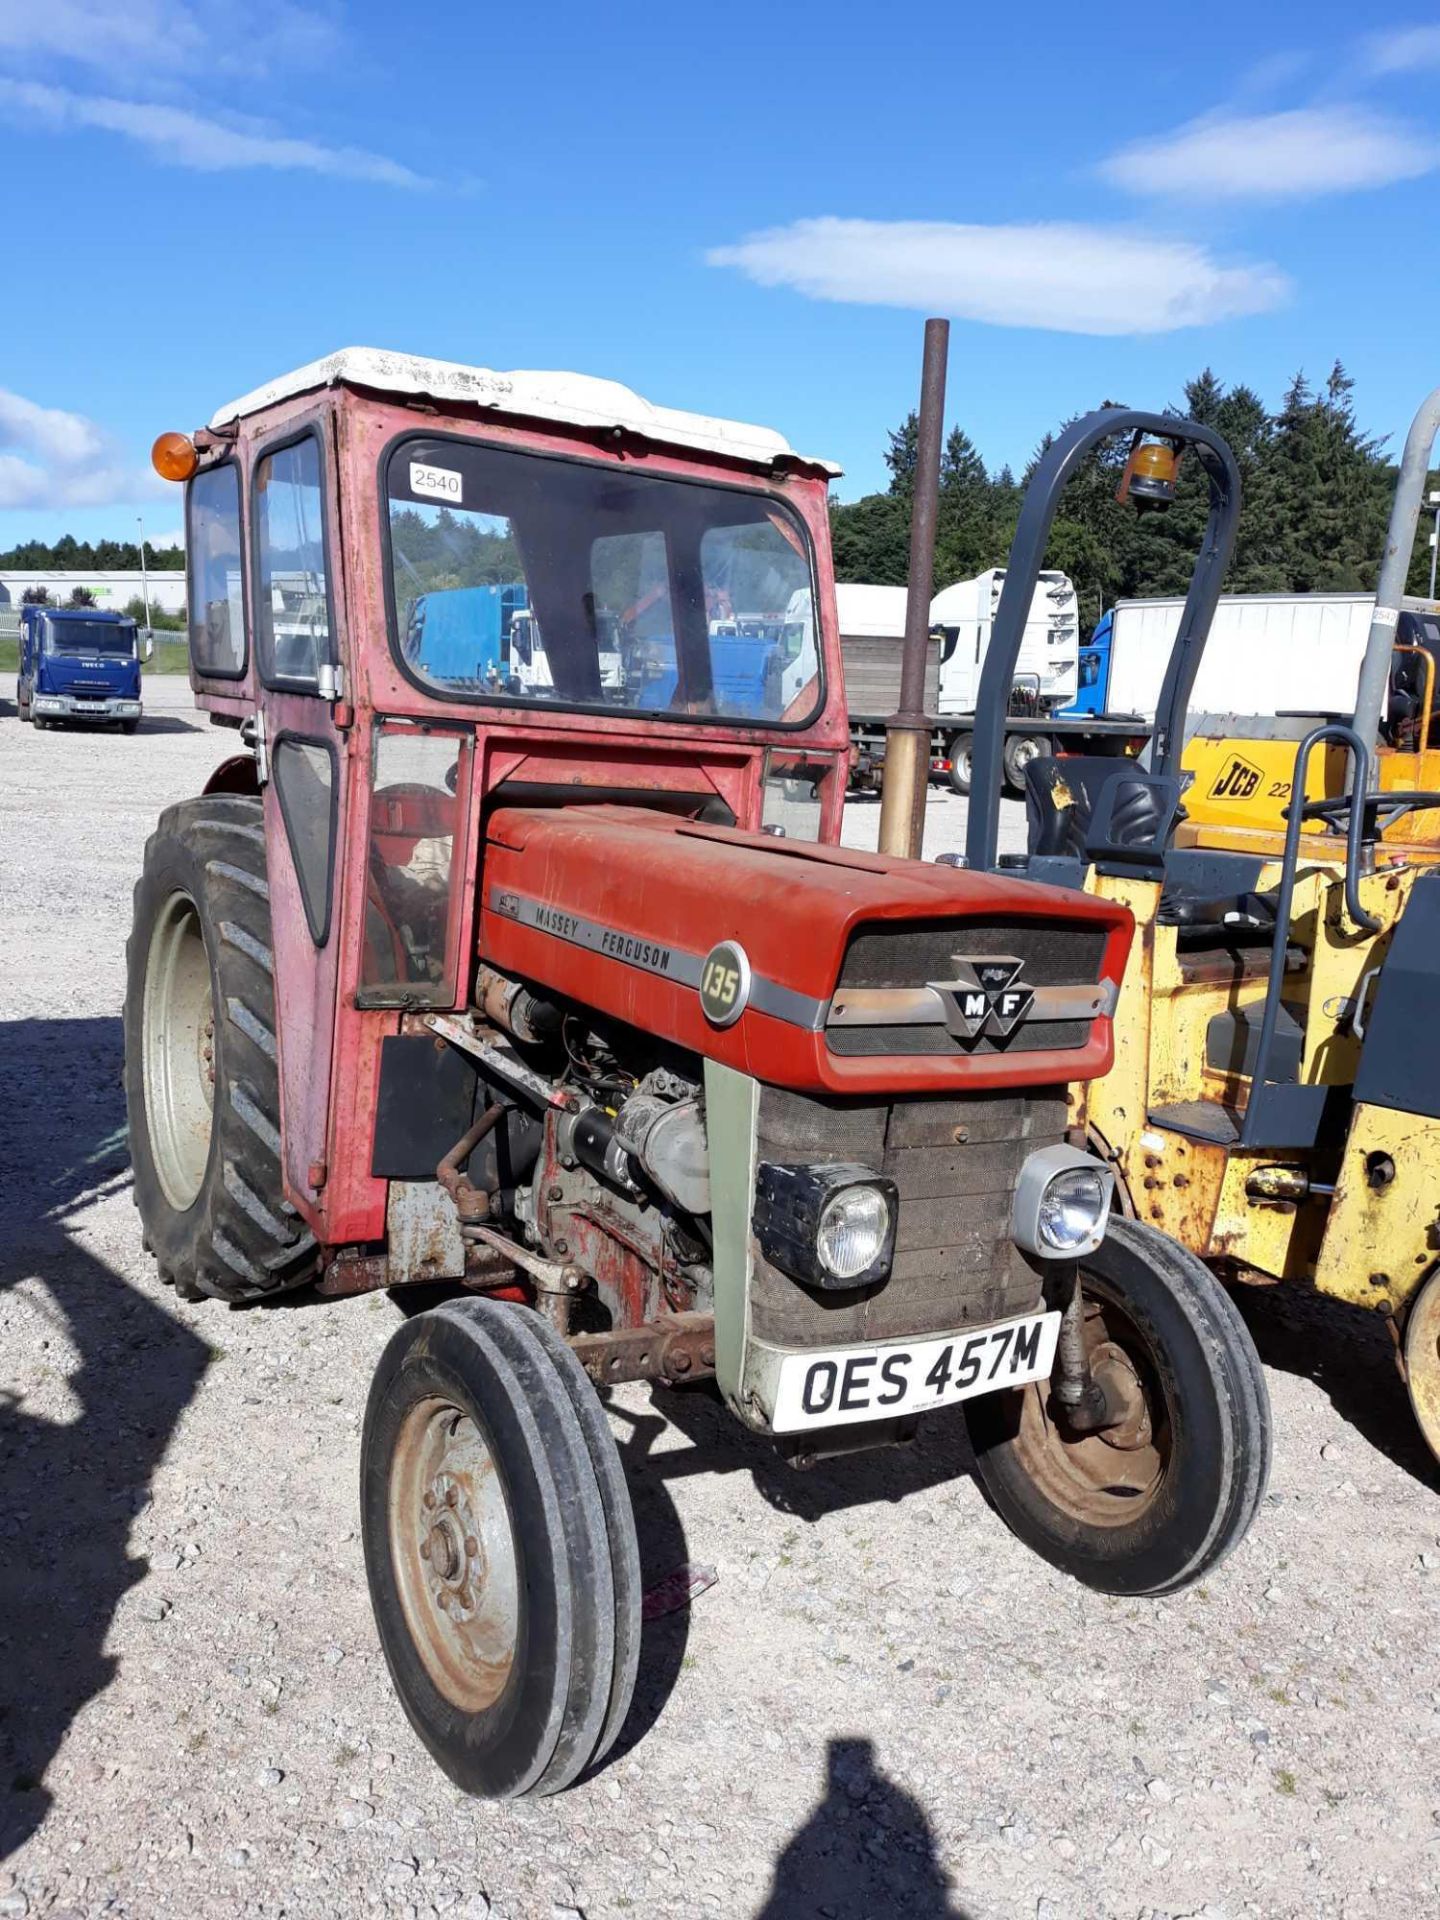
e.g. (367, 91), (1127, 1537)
(1299, 790), (1440, 834)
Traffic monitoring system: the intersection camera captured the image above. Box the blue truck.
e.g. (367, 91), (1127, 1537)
(1064, 607), (1114, 717)
(17, 605), (147, 732)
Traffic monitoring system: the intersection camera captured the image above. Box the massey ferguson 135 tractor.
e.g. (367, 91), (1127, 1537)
(127, 350), (1269, 1798)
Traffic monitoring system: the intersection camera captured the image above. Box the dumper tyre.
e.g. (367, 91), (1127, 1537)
(120, 719), (139, 736)
(124, 793), (318, 1304)
(361, 1299), (629, 1798)
(965, 1218), (1270, 1596)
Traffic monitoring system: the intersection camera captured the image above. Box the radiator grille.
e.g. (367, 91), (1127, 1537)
(829, 919), (1105, 1058)
(749, 1084), (1064, 1349)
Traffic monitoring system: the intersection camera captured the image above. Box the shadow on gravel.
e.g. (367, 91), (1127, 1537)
(755, 1737), (972, 1918)
(649, 1378), (975, 1522)
(1228, 1281), (1440, 1492)
(0, 1016), (209, 1859)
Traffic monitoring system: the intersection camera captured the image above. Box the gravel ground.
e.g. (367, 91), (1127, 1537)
(3, 679), (1440, 1920)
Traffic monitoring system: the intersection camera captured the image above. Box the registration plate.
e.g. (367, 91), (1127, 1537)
(770, 1310), (1061, 1434)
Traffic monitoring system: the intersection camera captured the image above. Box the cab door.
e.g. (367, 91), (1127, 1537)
(248, 418), (349, 1230)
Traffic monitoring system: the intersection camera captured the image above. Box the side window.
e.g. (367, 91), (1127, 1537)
(272, 738), (337, 945)
(187, 463), (245, 676)
(255, 435), (332, 688)
(359, 727), (466, 1005)
(761, 752), (827, 843)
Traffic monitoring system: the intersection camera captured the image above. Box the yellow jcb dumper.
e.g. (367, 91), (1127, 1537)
(963, 388), (1440, 1463)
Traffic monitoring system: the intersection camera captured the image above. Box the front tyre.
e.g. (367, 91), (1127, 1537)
(965, 1219), (1271, 1596)
(123, 794), (316, 1302)
(362, 1299), (640, 1798)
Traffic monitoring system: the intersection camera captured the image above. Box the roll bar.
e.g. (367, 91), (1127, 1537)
(964, 409), (1242, 873)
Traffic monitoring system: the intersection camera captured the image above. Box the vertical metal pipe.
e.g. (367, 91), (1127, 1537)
(1352, 387), (1440, 770)
(878, 317), (949, 860)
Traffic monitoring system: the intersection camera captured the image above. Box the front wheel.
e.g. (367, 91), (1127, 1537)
(966, 1219), (1271, 1595)
(362, 1298), (641, 1798)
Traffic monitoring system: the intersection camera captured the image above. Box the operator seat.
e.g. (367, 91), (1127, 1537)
(1023, 756), (1182, 878)
(1024, 756), (1280, 946)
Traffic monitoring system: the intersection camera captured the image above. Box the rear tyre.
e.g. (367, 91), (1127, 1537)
(965, 1218), (1271, 1596)
(362, 1299), (631, 1798)
(1404, 1267), (1440, 1466)
(123, 793), (317, 1303)
(1003, 732), (1048, 793)
(945, 731), (974, 796)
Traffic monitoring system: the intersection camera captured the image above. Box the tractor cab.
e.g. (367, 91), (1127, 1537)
(127, 350), (1269, 1800)
(967, 392), (1440, 1465)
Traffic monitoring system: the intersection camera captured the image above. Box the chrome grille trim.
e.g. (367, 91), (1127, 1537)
(826, 980), (1116, 1029)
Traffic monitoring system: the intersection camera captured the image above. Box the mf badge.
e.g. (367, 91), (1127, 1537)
(930, 955), (1034, 1042)
(699, 940), (751, 1027)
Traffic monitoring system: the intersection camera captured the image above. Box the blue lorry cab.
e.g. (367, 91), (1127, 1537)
(16, 606), (146, 732)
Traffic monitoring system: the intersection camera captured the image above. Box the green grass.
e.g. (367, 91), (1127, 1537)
(0, 637), (190, 676)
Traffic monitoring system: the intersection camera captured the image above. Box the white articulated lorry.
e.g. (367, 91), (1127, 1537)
(834, 570), (1148, 794)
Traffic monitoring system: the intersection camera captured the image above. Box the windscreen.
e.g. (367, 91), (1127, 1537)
(44, 617), (136, 658)
(386, 437), (821, 727)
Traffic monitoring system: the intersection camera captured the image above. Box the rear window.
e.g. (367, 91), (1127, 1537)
(385, 436), (821, 728)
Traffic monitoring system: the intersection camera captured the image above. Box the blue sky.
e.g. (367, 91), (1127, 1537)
(2, 0), (1440, 546)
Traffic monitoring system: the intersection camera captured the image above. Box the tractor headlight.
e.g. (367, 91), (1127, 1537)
(754, 1162), (897, 1291)
(1013, 1144), (1113, 1259)
(816, 1185), (891, 1281)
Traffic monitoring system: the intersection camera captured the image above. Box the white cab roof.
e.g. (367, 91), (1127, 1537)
(209, 346), (840, 474)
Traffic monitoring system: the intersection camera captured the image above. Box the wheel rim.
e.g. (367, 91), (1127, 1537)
(1008, 737), (1041, 778)
(1007, 1276), (1172, 1528)
(388, 1396), (520, 1714)
(142, 890), (216, 1211)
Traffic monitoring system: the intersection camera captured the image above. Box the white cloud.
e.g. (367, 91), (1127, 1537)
(1365, 24), (1440, 74)
(706, 217), (1290, 337)
(0, 76), (429, 185)
(0, 386), (159, 509)
(1099, 105), (1437, 200)
(0, 0), (338, 77)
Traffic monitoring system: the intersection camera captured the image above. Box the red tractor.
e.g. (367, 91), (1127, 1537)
(128, 350), (1268, 1798)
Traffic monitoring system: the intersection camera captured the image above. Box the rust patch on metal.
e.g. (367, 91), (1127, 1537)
(569, 1313), (716, 1386)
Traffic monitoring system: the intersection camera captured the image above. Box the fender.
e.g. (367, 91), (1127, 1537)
(203, 753), (260, 797)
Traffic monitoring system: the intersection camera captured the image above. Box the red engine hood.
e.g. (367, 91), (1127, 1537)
(479, 806), (1133, 1096)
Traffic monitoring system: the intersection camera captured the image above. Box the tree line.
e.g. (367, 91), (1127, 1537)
(0, 534), (184, 571)
(830, 365), (1436, 629)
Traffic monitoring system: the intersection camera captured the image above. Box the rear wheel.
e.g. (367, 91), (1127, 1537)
(966, 1219), (1270, 1595)
(1003, 732), (1048, 792)
(945, 731), (974, 795)
(362, 1299), (639, 1797)
(123, 793), (316, 1303)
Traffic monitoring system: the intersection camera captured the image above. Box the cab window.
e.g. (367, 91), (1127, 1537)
(385, 437), (822, 728)
(255, 435), (333, 688)
(187, 462), (246, 677)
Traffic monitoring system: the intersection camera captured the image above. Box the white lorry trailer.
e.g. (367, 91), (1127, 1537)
(837, 571), (1147, 794)
(1102, 590), (1440, 734)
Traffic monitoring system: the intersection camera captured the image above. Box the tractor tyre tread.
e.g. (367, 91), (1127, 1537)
(125, 794), (317, 1305)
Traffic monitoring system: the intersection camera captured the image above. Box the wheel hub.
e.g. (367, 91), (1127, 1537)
(388, 1401), (518, 1712)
